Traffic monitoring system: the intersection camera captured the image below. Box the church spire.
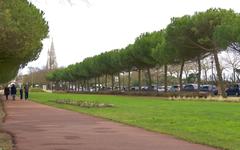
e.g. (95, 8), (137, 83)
(46, 38), (58, 70)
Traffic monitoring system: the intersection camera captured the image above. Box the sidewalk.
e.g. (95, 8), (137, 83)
(3, 100), (217, 150)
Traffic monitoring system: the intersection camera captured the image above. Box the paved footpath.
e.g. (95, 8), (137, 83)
(3, 100), (217, 150)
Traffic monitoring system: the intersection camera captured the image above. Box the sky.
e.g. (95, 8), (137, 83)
(21, 0), (240, 74)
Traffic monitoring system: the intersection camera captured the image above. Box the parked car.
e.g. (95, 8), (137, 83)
(182, 84), (198, 91)
(130, 86), (140, 91)
(141, 86), (149, 91)
(200, 84), (218, 95)
(168, 85), (180, 92)
(157, 86), (165, 92)
(225, 83), (240, 96)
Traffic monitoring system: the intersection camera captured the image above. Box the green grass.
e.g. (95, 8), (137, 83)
(30, 92), (240, 150)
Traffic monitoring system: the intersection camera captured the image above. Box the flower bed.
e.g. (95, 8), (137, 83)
(55, 99), (114, 108)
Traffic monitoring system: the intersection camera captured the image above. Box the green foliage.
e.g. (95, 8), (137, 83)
(152, 30), (167, 65)
(165, 15), (204, 62)
(119, 46), (134, 71)
(0, 0), (48, 83)
(130, 31), (162, 69)
(186, 73), (198, 83)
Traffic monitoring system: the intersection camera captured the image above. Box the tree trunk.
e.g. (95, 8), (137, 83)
(105, 74), (108, 90)
(87, 80), (90, 92)
(138, 69), (141, 92)
(213, 50), (226, 97)
(65, 82), (67, 91)
(118, 73), (121, 91)
(233, 68), (236, 83)
(128, 71), (131, 91)
(72, 82), (74, 91)
(75, 82), (77, 91)
(122, 72), (125, 91)
(184, 71), (189, 84)
(156, 67), (159, 93)
(179, 60), (185, 91)
(164, 65), (168, 92)
(81, 83), (83, 92)
(111, 74), (114, 91)
(85, 81), (87, 91)
(147, 68), (152, 90)
(68, 82), (70, 91)
(94, 77), (97, 92)
(197, 57), (201, 92)
(82, 80), (86, 92)
(56, 81), (59, 91)
(204, 70), (208, 83)
(98, 76), (100, 92)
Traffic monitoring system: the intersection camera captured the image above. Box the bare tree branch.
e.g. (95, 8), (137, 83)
(229, 42), (240, 54)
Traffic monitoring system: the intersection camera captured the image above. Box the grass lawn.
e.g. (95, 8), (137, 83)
(30, 92), (240, 150)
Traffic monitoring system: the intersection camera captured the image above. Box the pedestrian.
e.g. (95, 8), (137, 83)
(4, 86), (10, 100)
(24, 84), (29, 100)
(20, 87), (23, 100)
(11, 84), (17, 100)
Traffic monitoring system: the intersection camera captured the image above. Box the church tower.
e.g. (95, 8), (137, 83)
(46, 38), (58, 70)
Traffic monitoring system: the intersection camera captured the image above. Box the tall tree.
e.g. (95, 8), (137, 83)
(165, 15), (206, 90)
(131, 31), (162, 90)
(190, 8), (240, 96)
(120, 46), (134, 91)
(0, 0), (48, 83)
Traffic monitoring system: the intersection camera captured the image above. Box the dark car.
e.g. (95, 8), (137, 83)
(225, 84), (240, 96)
(183, 84), (198, 91)
(200, 85), (218, 95)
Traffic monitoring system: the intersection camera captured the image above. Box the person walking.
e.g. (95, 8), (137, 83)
(11, 84), (17, 101)
(24, 85), (29, 100)
(4, 86), (10, 100)
(20, 87), (23, 100)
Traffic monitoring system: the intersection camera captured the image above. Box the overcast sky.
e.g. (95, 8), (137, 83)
(22, 0), (240, 74)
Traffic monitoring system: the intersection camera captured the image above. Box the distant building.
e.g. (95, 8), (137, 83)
(46, 38), (58, 70)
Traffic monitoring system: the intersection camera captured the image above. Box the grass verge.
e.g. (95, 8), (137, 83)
(31, 92), (240, 150)
(0, 97), (12, 150)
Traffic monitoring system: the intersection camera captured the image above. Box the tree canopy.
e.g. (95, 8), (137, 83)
(0, 0), (48, 83)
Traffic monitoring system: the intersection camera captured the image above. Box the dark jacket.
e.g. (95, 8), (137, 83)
(4, 87), (9, 95)
(20, 88), (23, 94)
(11, 85), (17, 95)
